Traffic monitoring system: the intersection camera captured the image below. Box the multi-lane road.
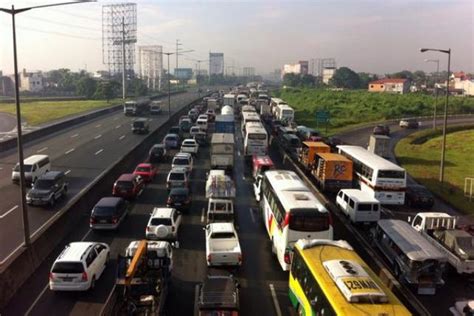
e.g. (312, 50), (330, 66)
(0, 92), (200, 264)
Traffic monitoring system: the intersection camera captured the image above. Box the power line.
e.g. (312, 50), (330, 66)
(21, 15), (101, 33)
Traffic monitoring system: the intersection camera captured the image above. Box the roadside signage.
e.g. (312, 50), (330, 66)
(315, 110), (330, 123)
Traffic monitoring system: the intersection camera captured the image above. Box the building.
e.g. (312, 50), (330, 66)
(451, 72), (474, 96)
(195, 69), (208, 76)
(0, 71), (14, 96)
(174, 68), (193, 80)
(209, 52), (224, 75)
(138, 45), (163, 91)
(322, 67), (336, 84)
(243, 67), (255, 77)
(368, 78), (410, 94)
(298, 61), (309, 75)
(19, 69), (43, 92)
(282, 60), (309, 78)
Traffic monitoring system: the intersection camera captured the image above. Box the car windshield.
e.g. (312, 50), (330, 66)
(133, 121), (144, 127)
(135, 166), (150, 172)
(34, 179), (55, 189)
(166, 136), (177, 141)
(52, 262), (84, 274)
(93, 206), (115, 216)
(14, 164), (32, 172)
(115, 181), (133, 190)
(173, 158), (189, 165)
(151, 218), (172, 226)
(169, 172), (185, 181)
(211, 232), (235, 239)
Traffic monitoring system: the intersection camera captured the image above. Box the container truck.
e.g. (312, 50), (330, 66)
(313, 153), (353, 192)
(211, 133), (234, 171)
(367, 134), (391, 158)
(215, 115), (235, 134)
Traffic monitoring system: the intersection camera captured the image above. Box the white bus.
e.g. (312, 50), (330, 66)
(240, 112), (261, 133)
(337, 145), (406, 205)
(257, 170), (333, 270)
(270, 98), (287, 116)
(244, 123), (268, 158)
(275, 104), (294, 123)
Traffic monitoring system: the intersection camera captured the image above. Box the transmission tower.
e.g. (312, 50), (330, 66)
(138, 46), (163, 91)
(102, 3), (137, 77)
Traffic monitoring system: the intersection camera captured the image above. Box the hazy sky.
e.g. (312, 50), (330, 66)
(0, 0), (472, 75)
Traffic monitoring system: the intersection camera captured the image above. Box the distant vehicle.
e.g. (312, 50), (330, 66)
(131, 118), (150, 134)
(148, 144), (167, 163)
(146, 207), (182, 241)
(169, 126), (182, 137)
(166, 167), (189, 190)
(405, 184), (435, 209)
(167, 187), (191, 212)
(206, 109), (216, 122)
(123, 99), (149, 116)
(275, 104), (294, 124)
(252, 155), (274, 180)
(223, 94), (236, 107)
(163, 133), (180, 149)
(26, 171), (68, 207)
(180, 138), (199, 156)
(196, 117), (208, 132)
(193, 131), (208, 146)
(190, 126), (201, 138)
(205, 222), (242, 267)
(179, 118), (192, 133)
(221, 105), (234, 116)
(112, 173), (145, 199)
(280, 134), (301, 158)
(373, 124), (390, 136)
(90, 197), (129, 230)
(206, 170), (236, 224)
(133, 162), (157, 182)
(12, 154), (50, 185)
(211, 133), (235, 170)
(149, 100), (162, 115)
(296, 126), (319, 141)
(172, 152), (193, 172)
(49, 242), (110, 291)
(367, 134), (390, 158)
(299, 141), (330, 170)
(215, 115), (235, 134)
(399, 118), (419, 128)
(243, 124), (268, 160)
(194, 273), (240, 316)
(188, 109), (199, 121)
(336, 189), (381, 224)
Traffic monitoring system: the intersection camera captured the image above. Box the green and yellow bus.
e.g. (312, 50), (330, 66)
(289, 239), (411, 316)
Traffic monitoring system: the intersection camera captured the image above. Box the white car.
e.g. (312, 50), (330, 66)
(146, 207), (182, 241)
(190, 126), (201, 138)
(166, 167), (189, 190)
(180, 138), (199, 155)
(171, 152), (193, 172)
(49, 242), (110, 291)
(196, 118), (208, 132)
(198, 114), (209, 121)
(205, 222), (242, 267)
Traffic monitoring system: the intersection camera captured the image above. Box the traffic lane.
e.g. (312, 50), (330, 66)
(0, 113), (16, 133)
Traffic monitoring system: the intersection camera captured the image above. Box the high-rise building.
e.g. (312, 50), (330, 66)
(209, 52), (224, 75)
(138, 45), (163, 90)
(243, 67), (256, 77)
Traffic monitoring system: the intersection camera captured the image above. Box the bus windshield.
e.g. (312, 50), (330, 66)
(377, 170), (405, 179)
(289, 209), (330, 232)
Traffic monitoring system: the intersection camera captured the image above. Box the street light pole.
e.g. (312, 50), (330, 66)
(421, 48), (451, 185)
(0, 0), (96, 248)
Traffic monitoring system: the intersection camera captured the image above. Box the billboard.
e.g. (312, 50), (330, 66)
(209, 52), (224, 75)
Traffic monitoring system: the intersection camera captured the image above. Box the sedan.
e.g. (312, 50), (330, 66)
(148, 144), (167, 163)
(133, 163), (157, 182)
(180, 139), (199, 156)
(163, 133), (180, 149)
(373, 124), (390, 136)
(405, 184), (435, 209)
(167, 187), (191, 212)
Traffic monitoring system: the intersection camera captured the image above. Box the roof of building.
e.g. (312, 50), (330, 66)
(369, 78), (408, 84)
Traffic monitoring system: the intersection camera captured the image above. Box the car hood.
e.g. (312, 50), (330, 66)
(28, 189), (52, 197)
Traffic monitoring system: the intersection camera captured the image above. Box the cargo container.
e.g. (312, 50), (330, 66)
(299, 141), (331, 170)
(313, 153), (353, 192)
(215, 115), (235, 134)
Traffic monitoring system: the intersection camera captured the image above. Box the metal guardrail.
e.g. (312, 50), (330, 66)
(273, 140), (430, 316)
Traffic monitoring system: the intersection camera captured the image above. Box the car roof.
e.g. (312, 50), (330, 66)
(117, 173), (136, 181)
(182, 139), (197, 143)
(38, 171), (64, 180)
(175, 152), (191, 158)
(95, 197), (123, 207)
(151, 207), (175, 218)
(136, 163), (152, 168)
(169, 167), (187, 173)
(57, 242), (95, 262)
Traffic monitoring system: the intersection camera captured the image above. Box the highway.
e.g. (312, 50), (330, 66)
(3, 113), (292, 316)
(0, 92), (200, 265)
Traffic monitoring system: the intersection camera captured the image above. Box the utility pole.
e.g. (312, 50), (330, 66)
(122, 17), (126, 100)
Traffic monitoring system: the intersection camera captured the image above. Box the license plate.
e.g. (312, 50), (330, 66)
(62, 277), (73, 282)
(100, 220), (107, 223)
(175, 203), (181, 206)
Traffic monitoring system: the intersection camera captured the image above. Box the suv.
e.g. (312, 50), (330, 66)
(167, 187), (191, 212)
(146, 207), (182, 241)
(26, 171), (67, 207)
(90, 197), (129, 230)
(112, 174), (145, 199)
(399, 118), (419, 128)
(166, 168), (189, 190)
(132, 118), (150, 134)
(405, 184), (435, 209)
(179, 118), (192, 133)
(148, 144), (167, 163)
(180, 139), (199, 156)
(49, 242), (110, 291)
(171, 152), (193, 172)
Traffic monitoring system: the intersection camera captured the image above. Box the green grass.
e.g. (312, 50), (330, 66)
(275, 88), (474, 135)
(395, 129), (474, 214)
(0, 99), (124, 126)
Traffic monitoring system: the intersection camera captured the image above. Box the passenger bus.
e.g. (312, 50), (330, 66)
(337, 145), (406, 205)
(373, 219), (447, 295)
(270, 97), (287, 116)
(243, 124), (268, 159)
(258, 170), (333, 270)
(289, 239), (412, 316)
(240, 112), (261, 134)
(275, 103), (294, 124)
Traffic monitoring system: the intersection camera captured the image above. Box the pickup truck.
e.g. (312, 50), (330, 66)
(411, 212), (474, 274)
(194, 273), (240, 316)
(205, 222), (242, 267)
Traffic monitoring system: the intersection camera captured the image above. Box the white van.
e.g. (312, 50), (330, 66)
(196, 118), (208, 132)
(336, 189), (381, 224)
(12, 154), (51, 185)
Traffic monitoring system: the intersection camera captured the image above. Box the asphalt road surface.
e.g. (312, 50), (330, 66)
(0, 92), (200, 264)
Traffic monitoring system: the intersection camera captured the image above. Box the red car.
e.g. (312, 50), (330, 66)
(133, 163), (157, 182)
(112, 174), (145, 199)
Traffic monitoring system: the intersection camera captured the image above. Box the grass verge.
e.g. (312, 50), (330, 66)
(395, 128), (474, 214)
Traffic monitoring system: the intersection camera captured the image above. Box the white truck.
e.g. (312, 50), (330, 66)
(210, 133), (234, 171)
(206, 170), (235, 223)
(205, 222), (242, 267)
(223, 94), (236, 107)
(411, 212), (474, 274)
(367, 134), (390, 158)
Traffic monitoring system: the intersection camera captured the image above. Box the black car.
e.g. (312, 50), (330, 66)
(373, 124), (390, 136)
(167, 187), (191, 212)
(26, 171), (68, 207)
(148, 144), (167, 163)
(405, 184), (435, 209)
(90, 197), (129, 230)
(281, 134), (301, 158)
(132, 118), (150, 134)
(169, 126), (182, 138)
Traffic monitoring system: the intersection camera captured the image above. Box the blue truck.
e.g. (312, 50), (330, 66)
(215, 115), (235, 134)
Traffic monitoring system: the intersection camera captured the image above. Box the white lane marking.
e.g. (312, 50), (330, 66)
(237, 151), (241, 157)
(81, 229), (92, 241)
(95, 124), (102, 128)
(115, 125), (121, 129)
(65, 148), (75, 155)
(95, 149), (104, 155)
(201, 207), (205, 223)
(36, 147), (48, 153)
(249, 207), (256, 224)
(242, 175), (245, 181)
(64, 170), (71, 175)
(94, 134), (102, 140)
(0, 205), (19, 219)
(269, 284), (282, 316)
(70, 133), (79, 138)
(119, 135), (125, 140)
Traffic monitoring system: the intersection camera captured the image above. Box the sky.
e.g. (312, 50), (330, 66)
(0, 0), (472, 76)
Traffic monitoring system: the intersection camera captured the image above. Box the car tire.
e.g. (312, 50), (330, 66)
(49, 196), (56, 207)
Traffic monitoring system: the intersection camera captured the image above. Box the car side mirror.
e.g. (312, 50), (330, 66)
(172, 241), (180, 249)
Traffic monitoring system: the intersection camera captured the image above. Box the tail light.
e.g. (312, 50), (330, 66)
(81, 272), (88, 282)
(238, 254), (242, 263)
(207, 254), (212, 262)
(167, 197), (172, 204)
(284, 250), (291, 264)
(112, 216), (118, 224)
(171, 226), (175, 232)
(49, 272), (54, 280)
(146, 226), (151, 232)
(90, 216), (96, 224)
(283, 213), (291, 228)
